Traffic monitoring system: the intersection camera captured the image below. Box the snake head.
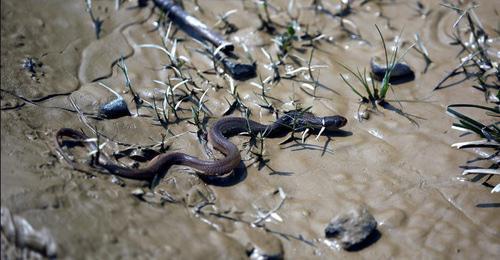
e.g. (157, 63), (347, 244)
(321, 115), (348, 131)
(283, 111), (347, 131)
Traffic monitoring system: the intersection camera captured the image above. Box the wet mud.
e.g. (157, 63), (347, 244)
(1, 0), (499, 259)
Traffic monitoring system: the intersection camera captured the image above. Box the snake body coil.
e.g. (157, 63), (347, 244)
(55, 111), (347, 180)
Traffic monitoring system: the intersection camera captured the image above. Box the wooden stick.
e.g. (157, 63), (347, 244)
(153, 0), (234, 52)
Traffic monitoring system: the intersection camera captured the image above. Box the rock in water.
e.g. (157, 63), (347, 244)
(324, 206), (378, 250)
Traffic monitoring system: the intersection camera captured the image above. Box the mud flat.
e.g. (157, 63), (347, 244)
(1, 0), (499, 258)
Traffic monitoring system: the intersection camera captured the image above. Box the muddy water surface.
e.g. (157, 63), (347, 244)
(1, 0), (499, 259)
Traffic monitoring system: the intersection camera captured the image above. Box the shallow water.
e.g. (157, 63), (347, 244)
(1, 0), (499, 259)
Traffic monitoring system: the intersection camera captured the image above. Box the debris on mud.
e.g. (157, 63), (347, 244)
(1, 207), (57, 258)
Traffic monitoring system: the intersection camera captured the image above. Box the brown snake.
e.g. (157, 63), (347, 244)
(55, 111), (347, 181)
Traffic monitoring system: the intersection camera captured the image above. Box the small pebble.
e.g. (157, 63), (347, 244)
(359, 109), (370, 120)
(487, 90), (499, 104)
(131, 188), (145, 197)
(110, 175), (125, 187)
(22, 57), (41, 75)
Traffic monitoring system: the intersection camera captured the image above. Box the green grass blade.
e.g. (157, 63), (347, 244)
(375, 25), (389, 72)
(457, 120), (485, 137)
(340, 74), (364, 99)
(336, 61), (366, 83)
(448, 104), (500, 114)
(447, 108), (485, 129)
(447, 104), (500, 141)
(357, 67), (374, 100)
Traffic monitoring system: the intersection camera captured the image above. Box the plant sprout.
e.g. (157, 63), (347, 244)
(338, 25), (416, 121)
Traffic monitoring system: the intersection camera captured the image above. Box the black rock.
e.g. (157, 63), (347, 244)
(222, 59), (257, 81)
(370, 57), (414, 84)
(325, 206), (378, 250)
(137, 0), (149, 7)
(98, 98), (131, 119)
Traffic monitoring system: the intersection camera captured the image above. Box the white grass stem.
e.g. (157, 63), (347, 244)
(462, 169), (500, 175)
(98, 82), (122, 99)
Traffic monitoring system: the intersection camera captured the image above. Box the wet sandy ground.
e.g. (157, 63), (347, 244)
(1, 0), (499, 258)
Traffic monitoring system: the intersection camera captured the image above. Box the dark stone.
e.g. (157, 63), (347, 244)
(370, 58), (415, 84)
(98, 98), (131, 119)
(137, 0), (149, 7)
(222, 59), (256, 81)
(325, 206), (378, 250)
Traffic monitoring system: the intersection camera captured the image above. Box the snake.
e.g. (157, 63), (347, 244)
(55, 111), (347, 181)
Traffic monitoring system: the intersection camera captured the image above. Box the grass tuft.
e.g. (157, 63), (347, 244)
(337, 25), (417, 123)
(447, 104), (499, 193)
